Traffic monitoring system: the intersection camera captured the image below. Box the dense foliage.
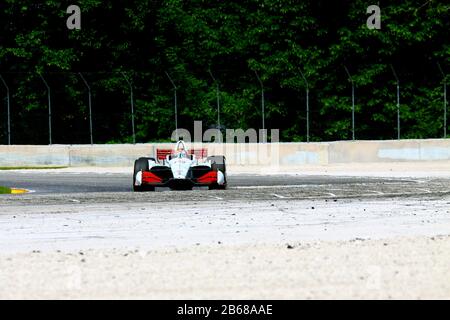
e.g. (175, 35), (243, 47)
(0, 0), (448, 144)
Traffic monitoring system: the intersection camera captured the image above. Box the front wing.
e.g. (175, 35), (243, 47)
(140, 166), (219, 189)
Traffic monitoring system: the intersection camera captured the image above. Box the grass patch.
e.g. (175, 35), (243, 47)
(0, 166), (68, 170)
(0, 186), (12, 194)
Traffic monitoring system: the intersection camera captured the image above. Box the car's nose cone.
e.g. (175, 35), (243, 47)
(170, 159), (191, 179)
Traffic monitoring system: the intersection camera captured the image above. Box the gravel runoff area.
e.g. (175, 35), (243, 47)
(0, 164), (449, 299)
(1, 236), (449, 300)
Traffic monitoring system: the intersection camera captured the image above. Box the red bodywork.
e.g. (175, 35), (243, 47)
(196, 171), (217, 184)
(142, 171), (163, 184)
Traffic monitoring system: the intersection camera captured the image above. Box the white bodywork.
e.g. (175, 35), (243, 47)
(135, 140), (225, 186)
(168, 153), (195, 179)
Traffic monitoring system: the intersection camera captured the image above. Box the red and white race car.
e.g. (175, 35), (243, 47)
(133, 140), (227, 191)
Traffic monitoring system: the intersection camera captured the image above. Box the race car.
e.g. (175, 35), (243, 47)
(133, 140), (227, 191)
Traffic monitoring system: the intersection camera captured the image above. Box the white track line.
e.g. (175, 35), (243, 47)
(271, 193), (286, 199)
(415, 188), (432, 193)
(233, 185), (310, 189)
(324, 192), (337, 197)
(366, 190), (385, 195)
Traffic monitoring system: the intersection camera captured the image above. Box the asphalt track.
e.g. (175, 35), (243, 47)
(0, 170), (449, 254)
(1, 169), (449, 299)
(0, 170), (449, 206)
(1, 169), (449, 249)
(0, 170), (419, 194)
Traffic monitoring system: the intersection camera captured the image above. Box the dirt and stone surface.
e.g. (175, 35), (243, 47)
(0, 165), (449, 299)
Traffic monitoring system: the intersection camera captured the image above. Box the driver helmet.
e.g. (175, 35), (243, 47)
(175, 141), (188, 157)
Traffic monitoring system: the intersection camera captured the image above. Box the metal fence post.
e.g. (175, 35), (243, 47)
(0, 74), (11, 145)
(437, 62), (447, 138)
(344, 66), (355, 140)
(254, 70), (265, 141)
(165, 71), (178, 140)
(38, 73), (52, 145)
(78, 72), (93, 145)
(390, 65), (400, 140)
(122, 72), (136, 144)
(208, 69), (221, 133)
(298, 68), (310, 142)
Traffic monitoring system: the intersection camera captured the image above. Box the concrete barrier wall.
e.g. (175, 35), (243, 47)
(0, 145), (71, 167)
(0, 139), (449, 167)
(327, 140), (450, 163)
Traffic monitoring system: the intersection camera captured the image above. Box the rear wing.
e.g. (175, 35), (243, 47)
(189, 148), (208, 159)
(156, 148), (208, 161)
(156, 149), (172, 161)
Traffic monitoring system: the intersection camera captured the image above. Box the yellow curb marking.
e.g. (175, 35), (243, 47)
(10, 188), (29, 194)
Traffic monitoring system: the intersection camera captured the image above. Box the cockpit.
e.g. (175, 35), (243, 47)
(175, 151), (188, 158)
(166, 140), (192, 161)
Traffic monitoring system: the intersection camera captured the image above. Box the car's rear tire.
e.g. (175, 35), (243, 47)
(133, 158), (155, 192)
(207, 156), (227, 189)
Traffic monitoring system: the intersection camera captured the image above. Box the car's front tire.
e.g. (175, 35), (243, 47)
(207, 156), (227, 189)
(133, 157), (155, 192)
